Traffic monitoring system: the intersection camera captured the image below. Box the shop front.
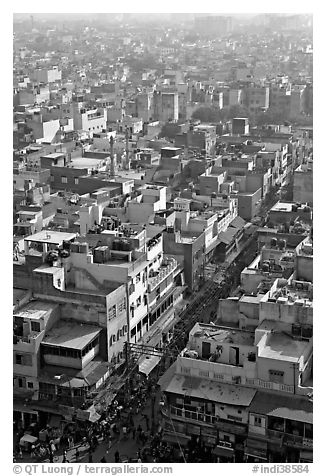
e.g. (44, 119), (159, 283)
(244, 438), (268, 462)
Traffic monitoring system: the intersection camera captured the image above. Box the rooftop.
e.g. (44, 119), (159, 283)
(190, 323), (255, 347)
(14, 300), (58, 320)
(42, 153), (65, 160)
(42, 320), (101, 350)
(249, 391), (312, 424)
(161, 372), (257, 406)
(270, 202), (293, 213)
(258, 332), (310, 362)
(68, 157), (106, 169)
(24, 230), (76, 244)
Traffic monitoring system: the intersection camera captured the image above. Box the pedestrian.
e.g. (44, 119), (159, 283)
(132, 427), (136, 439)
(75, 447), (79, 462)
(88, 451), (93, 463)
(122, 425), (127, 439)
(114, 450), (120, 463)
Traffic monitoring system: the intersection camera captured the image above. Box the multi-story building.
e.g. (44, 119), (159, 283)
(159, 309), (313, 462)
(153, 91), (179, 122)
(243, 86), (270, 114)
(31, 66), (62, 84)
(293, 160), (313, 206)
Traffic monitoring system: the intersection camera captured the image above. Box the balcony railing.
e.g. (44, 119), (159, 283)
(166, 405), (217, 425)
(245, 378), (294, 393)
(148, 258), (178, 292)
(266, 430), (313, 449)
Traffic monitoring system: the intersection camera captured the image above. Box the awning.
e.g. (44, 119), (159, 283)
(138, 355), (160, 376)
(20, 434), (38, 445)
(212, 445), (235, 458)
(89, 411), (101, 423)
(245, 438), (268, 459)
(49, 414), (62, 428)
(162, 432), (191, 445)
(300, 450), (313, 461)
(76, 404), (101, 422)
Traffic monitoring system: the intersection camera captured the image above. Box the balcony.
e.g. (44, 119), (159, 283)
(147, 257), (178, 292)
(245, 378), (294, 394)
(165, 405), (217, 426)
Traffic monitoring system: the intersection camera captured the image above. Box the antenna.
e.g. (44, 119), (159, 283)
(109, 135), (116, 178)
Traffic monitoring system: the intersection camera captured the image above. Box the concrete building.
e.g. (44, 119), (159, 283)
(153, 91), (179, 122)
(31, 66), (62, 84)
(159, 318), (312, 462)
(243, 86), (270, 114)
(293, 161), (313, 205)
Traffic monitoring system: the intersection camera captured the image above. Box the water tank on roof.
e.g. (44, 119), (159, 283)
(62, 240), (71, 250)
(270, 238), (278, 248)
(278, 239), (286, 250)
(112, 239), (121, 251)
(79, 242), (89, 253)
(70, 243), (80, 253)
(120, 239), (132, 251)
(261, 263), (270, 272)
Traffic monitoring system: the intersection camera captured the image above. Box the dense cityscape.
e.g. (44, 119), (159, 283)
(13, 13), (313, 465)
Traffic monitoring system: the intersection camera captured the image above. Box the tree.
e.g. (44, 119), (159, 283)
(192, 106), (225, 123)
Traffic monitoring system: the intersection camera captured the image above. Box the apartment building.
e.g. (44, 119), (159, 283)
(293, 160), (313, 205)
(243, 86), (270, 114)
(153, 91), (179, 122)
(159, 314), (312, 462)
(31, 66), (62, 84)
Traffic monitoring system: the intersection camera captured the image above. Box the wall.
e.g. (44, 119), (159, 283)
(237, 189), (262, 220)
(217, 298), (240, 325)
(295, 255), (313, 282)
(259, 300), (313, 326)
(293, 170), (313, 205)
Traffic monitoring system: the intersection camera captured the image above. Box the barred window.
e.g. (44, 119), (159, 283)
(118, 298), (126, 314)
(108, 305), (116, 320)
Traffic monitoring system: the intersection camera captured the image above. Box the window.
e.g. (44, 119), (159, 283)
(74, 178), (79, 185)
(118, 298), (126, 314)
(31, 321), (40, 332)
(108, 306), (116, 320)
(15, 354), (22, 365)
(254, 416), (262, 426)
(199, 370), (209, 377)
(27, 382), (34, 389)
(50, 175), (54, 182)
(181, 367), (190, 375)
(61, 176), (68, 184)
(269, 370), (284, 383)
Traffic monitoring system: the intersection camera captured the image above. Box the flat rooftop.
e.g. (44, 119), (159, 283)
(24, 230), (76, 244)
(190, 323), (255, 346)
(270, 202), (294, 213)
(162, 373), (256, 406)
(69, 157), (105, 169)
(259, 333), (310, 362)
(42, 153), (64, 159)
(14, 300), (58, 320)
(42, 320), (101, 350)
(239, 295), (263, 304)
